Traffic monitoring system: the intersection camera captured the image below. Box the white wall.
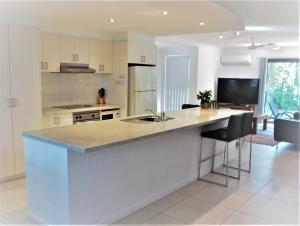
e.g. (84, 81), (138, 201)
(41, 73), (111, 108)
(218, 46), (299, 79)
(156, 42), (198, 111)
(197, 44), (221, 99)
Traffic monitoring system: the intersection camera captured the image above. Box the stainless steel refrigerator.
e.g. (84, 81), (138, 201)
(128, 66), (157, 116)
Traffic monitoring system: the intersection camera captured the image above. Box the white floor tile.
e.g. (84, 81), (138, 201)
(271, 172), (299, 188)
(0, 187), (27, 215)
(0, 181), (22, 192)
(257, 182), (299, 205)
(163, 193), (235, 224)
(239, 195), (298, 224)
(176, 180), (208, 196)
(0, 207), (37, 225)
(222, 211), (272, 225)
(113, 207), (159, 225)
(144, 213), (185, 225)
(147, 191), (187, 213)
(14, 178), (26, 187)
(189, 205), (235, 225)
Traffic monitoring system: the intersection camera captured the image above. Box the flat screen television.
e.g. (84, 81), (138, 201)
(217, 78), (260, 105)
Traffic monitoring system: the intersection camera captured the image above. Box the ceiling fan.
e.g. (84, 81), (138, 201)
(248, 37), (279, 50)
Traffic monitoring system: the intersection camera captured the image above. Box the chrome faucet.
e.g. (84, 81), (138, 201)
(146, 109), (166, 122)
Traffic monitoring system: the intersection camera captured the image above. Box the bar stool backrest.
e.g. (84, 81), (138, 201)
(182, 104), (200, 109)
(226, 114), (243, 142)
(241, 112), (254, 137)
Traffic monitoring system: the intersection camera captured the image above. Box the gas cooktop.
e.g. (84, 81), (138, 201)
(54, 104), (95, 110)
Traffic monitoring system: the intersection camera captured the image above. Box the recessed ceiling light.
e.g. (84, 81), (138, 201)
(200, 22), (205, 26)
(272, 45), (280, 50)
(162, 11), (168, 15)
(219, 33), (224, 39)
(108, 18), (115, 23)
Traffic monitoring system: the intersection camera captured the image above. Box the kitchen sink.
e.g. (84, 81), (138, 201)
(121, 115), (174, 123)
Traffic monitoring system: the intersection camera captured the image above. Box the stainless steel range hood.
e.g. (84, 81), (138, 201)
(60, 63), (96, 73)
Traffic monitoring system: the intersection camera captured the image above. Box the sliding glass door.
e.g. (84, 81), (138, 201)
(265, 59), (300, 115)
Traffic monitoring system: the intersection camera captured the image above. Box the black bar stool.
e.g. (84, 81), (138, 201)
(227, 112), (254, 173)
(197, 114), (243, 187)
(182, 104), (200, 109)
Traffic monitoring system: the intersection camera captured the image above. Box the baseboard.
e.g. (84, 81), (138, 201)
(102, 176), (196, 224)
(0, 173), (25, 183)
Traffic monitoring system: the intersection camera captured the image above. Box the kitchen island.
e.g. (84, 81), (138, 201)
(23, 108), (245, 225)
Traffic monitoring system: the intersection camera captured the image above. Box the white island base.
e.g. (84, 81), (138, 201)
(24, 120), (237, 225)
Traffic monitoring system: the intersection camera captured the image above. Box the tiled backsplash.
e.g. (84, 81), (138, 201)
(41, 73), (111, 108)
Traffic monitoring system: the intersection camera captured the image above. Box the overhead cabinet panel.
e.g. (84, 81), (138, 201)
(60, 35), (75, 63)
(88, 39), (112, 73)
(41, 33), (60, 72)
(75, 37), (89, 64)
(128, 42), (157, 65)
(99, 41), (112, 73)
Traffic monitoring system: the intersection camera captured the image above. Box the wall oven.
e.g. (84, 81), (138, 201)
(100, 109), (120, 120)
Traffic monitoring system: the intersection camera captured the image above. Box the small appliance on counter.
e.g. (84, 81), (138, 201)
(98, 88), (106, 104)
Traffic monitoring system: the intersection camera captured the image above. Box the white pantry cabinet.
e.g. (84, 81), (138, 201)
(89, 39), (112, 73)
(128, 42), (157, 65)
(60, 35), (89, 64)
(41, 33), (60, 72)
(0, 24), (42, 180)
(0, 23), (15, 179)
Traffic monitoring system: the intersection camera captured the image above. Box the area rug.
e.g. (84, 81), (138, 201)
(245, 134), (278, 146)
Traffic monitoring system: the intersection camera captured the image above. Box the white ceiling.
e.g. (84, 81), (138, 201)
(158, 0), (299, 48)
(1, 1), (244, 36)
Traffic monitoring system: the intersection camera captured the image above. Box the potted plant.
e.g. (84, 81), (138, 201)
(98, 88), (106, 104)
(197, 90), (212, 109)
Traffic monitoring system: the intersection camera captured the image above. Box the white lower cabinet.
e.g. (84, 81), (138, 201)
(0, 24), (42, 180)
(43, 112), (73, 128)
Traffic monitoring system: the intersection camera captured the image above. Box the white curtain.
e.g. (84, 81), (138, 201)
(257, 58), (268, 113)
(163, 55), (191, 111)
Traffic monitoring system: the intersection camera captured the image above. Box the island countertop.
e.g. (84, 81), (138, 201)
(23, 108), (246, 153)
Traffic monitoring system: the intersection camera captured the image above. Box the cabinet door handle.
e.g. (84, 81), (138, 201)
(76, 54), (79, 62)
(102, 64), (104, 72)
(45, 62), (48, 70)
(143, 56), (146, 63)
(72, 54), (75, 62)
(7, 98), (13, 107)
(41, 62), (44, 70)
(99, 64), (101, 71)
(140, 56), (143, 63)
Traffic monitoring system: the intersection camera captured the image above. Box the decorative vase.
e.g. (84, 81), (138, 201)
(99, 97), (105, 104)
(201, 102), (211, 109)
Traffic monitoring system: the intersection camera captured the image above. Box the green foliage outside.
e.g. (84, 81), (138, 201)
(265, 62), (300, 113)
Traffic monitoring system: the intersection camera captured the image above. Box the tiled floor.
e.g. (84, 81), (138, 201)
(0, 142), (299, 225)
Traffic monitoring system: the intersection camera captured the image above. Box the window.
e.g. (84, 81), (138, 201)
(265, 59), (300, 114)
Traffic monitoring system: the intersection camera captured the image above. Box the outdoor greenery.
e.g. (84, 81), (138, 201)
(266, 62), (300, 112)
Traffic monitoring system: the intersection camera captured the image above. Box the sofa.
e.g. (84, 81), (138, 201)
(274, 112), (300, 144)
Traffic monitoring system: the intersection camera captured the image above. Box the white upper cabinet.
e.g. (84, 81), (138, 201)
(75, 37), (89, 64)
(41, 33), (60, 72)
(128, 42), (157, 65)
(60, 35), (89, 64)
(89, 39), (112, 73)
